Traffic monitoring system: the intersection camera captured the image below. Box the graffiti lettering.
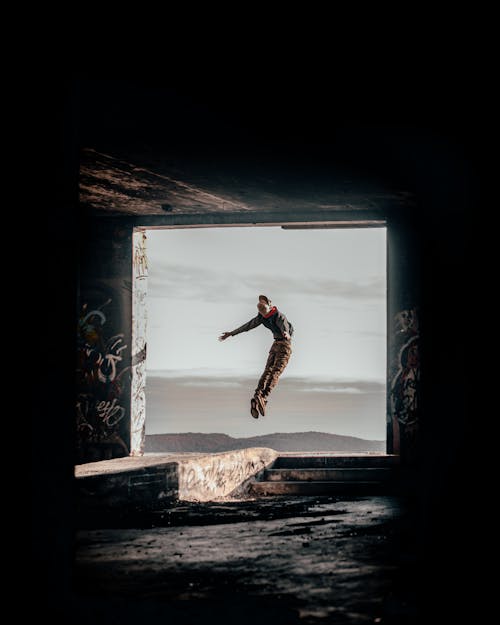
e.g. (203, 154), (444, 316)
(76, 298), (129, 458)
(96, 334), (128, 383)
(182, 456), (264, 497)
(96, 398), (126, 427)
(391, 336), (420, 425)
(395, 308), (418, 335)
(76, 394), (94, 433)
(389, 308), (420, 461)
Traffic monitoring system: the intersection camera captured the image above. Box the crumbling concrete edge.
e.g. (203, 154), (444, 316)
(75, 448), (280, 517)
(177, 447), (279, 502)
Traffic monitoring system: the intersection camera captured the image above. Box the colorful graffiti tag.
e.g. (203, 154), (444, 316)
(76, 300), (129, 460)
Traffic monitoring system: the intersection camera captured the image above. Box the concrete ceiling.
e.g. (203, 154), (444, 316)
(75, 79), (454, 218)
(79, 147), (414, 217)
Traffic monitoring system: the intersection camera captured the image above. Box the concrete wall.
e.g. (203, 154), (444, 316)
(76, 219), (134, 463)
(75, 448), (279, 517)
(76, 461), (179, 519)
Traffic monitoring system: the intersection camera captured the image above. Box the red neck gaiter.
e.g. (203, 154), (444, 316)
(262, 306), (277, 319)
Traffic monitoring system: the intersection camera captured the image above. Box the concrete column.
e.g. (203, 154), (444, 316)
(130, 229), (148, 456)
(387, 215), (421, 464)
(76, 219), (133, 463)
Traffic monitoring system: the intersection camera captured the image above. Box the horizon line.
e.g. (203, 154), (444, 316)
(146, 368), (386, 384)
(146, 431), (385, 443)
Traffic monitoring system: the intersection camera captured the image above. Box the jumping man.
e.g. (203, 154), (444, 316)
(218, 295), (294, 419)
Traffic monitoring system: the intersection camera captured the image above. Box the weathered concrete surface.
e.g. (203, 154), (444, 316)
(250, 481), (391, 496)
(264, 468), (393, 481)
(76, 460), (179, 518)
(75, 452), (208, 477)
(80, 148), (413, 216)
(73, 495), (419, 624)
(274, 453), (400, 468)
(176, 447), (278, 501)
(75, 448), (279, 517)
(250, 480), (387, 497)
(248, 454), (400, 497)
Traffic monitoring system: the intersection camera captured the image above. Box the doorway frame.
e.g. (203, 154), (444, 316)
(130, 212), (391, 456)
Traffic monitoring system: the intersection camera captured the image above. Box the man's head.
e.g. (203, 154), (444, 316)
(257, 294), (272, 315)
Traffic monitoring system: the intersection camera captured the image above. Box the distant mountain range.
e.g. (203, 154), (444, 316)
(145, 431), (385, 453)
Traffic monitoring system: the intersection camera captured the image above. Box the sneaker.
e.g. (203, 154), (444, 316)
(250, 397), (259, 419)
(256, 394), (267, 416)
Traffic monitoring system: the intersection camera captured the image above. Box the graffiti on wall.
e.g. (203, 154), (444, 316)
(183, 458), (258, 493)
(76, 299), (130, 458)
(131, 230), (148, 456)
(178, 451), (275, 501)
(389, 308), (420, 459)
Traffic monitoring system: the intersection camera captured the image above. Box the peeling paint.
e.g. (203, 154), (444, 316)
(177, 448), (278, 502)
(131, 230), (148, 456)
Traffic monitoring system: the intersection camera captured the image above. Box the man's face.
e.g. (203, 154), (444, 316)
(257, 299), (270, 314)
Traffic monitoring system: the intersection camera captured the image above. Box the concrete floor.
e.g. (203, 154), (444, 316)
(73, 495), (420, 624)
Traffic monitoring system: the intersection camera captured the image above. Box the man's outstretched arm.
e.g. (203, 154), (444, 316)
(219, 315), (262, 341)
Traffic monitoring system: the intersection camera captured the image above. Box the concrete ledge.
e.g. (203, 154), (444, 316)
(75, 448), (278, 514)
(177, 448), (278, 501)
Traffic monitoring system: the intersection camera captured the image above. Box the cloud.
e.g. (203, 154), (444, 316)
(147, 260), (385, 303)
(147, 370), (385, 394)
(341, 329), (385, 337)
(181, 380), (243, 388)
(298, 386), (364, 394)
(147, 367), (249, 378)
(241, 274), (385, 300)
(145, 372), (387, 439)
(282, 377), (385, 394)
(147, 262), (228, 302)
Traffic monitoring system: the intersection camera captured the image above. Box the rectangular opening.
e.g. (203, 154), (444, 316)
(136, 223), (387, 455)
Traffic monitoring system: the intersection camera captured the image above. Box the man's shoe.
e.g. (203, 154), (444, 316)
(256, 394), (267, 416)
(250, 397), (259, 419)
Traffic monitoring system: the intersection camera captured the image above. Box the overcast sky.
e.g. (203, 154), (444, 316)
(145, 226), (387, 440)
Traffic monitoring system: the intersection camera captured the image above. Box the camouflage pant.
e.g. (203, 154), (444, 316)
(255, 340), (292, 399)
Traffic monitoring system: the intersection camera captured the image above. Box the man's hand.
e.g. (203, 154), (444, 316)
(283, 332), (291, 340)
(219, 332), (232, 342)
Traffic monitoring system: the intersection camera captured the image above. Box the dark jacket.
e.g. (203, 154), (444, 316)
(230, 306), (294, 341)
